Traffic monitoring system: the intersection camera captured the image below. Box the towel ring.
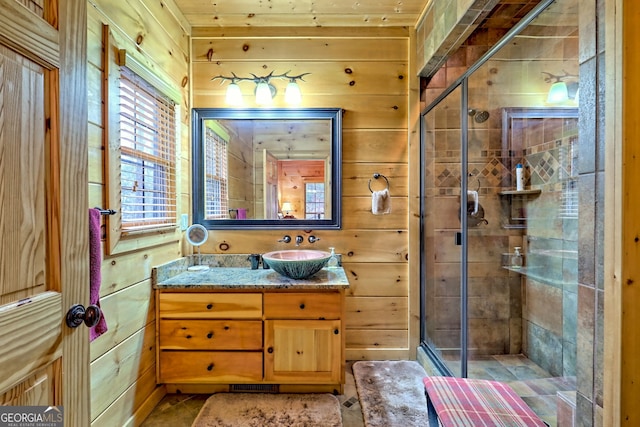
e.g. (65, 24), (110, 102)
(368, 173), (390, 193)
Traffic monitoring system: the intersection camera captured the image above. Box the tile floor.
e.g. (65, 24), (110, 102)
(140, 361), (364, 427)
(141, 356), (574, 426)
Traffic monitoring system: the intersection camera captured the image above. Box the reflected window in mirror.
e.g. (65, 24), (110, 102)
(305, 183), (325, 219)
(192, 108), (342, 230)
(204, 123), (229, 219)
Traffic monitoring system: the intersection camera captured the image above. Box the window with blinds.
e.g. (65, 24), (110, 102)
(204, 126), (229, 219)
(119, 66), (177, 231)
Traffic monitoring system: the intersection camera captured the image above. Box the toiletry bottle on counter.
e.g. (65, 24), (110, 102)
(516, 163), (525, 191)
(511, 247), (523, 269)
(327, 247), (339, 268)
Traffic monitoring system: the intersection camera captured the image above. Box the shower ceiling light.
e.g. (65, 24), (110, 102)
(547, 81), (569, 103)
(212, 71), (310, 106)
(542, 71), (579, 104)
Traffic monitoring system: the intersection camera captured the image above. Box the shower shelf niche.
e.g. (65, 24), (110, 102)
(498, 189), (542, 229)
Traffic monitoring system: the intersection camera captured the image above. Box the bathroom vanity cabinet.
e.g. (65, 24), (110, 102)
(156, 287), (345, 394)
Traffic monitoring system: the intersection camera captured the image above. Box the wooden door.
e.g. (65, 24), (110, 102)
(264, 319), (342, 383)
(263, 149), (279, 218)
(0, 0), (89, 425)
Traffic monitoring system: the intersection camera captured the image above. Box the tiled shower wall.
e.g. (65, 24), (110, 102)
(422, 1), (579, 373)
(520, 116), (579, 377)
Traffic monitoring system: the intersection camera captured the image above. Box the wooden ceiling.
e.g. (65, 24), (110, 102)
(172, 0), (429, 28)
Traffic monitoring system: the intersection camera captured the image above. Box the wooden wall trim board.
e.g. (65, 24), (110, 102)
(0, 0), (59, 68)
(191, 26), (410, 39)
(407, 27), (421, 359)
(605, 0), (628, 425)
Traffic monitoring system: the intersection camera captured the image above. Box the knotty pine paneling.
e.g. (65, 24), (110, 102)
(200, 230), (408, 262)
(87, 1), (190, 424)
(342, 263), (409, 297)
(90, 366), (159, 427)
(193, 62), (408, 96)
(89, 0), (189, 80)
(346, 330), (408, 349)
(343, 164), (409, 197)
(342, 129), (409, 163)
(191, 28), (414, 360)
(186, 14), (419, 28)
(341, 197), (408, 230)
(345, 297), (409, 329)
(90, 324), (156, 420)
(89, 280), (155, 362)
(191, 38), (408, 62)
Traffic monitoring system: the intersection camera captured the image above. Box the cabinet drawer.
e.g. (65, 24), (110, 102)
(159, 320), (262, 350)
(264, 292), (341, 319)
(159, 292), (262, 319)
(159, 351), (263, 383)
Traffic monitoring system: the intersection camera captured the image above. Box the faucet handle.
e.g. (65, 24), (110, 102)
(308, 235), (320, 243)
(278, 235), (291, 243)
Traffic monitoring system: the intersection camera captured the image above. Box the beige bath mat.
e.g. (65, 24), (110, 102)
(353, 360), (430, 427)
(191, 392), (342, 426)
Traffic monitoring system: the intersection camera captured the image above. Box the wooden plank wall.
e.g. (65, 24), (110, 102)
(191, 27), (417, 360)
(86, 0), (190, 425)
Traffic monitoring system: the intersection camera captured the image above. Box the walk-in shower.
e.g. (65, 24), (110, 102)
(419, 0), (578, 414)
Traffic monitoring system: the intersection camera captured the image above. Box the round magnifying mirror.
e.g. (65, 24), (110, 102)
(186, 224), (209, 271)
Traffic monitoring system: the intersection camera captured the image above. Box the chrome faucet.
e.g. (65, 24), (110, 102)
(278, 235), (291, 243)
(308, 235), (320, 243)
(295, 235), (304, 246)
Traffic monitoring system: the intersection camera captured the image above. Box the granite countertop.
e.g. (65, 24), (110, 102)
(152, 255), (349, 290)
(154, 266), (349, 290)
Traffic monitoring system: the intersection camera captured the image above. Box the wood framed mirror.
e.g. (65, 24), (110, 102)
(192, 108), (343, 230)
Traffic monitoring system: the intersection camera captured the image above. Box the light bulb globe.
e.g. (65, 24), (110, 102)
(285, 81), (302, 104)
(225, 82), (243, 106)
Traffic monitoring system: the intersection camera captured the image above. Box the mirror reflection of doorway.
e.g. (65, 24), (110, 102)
(277, 159), (325, 219)
(263, 150), (279, 219)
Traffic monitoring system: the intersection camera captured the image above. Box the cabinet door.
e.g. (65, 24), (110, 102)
(264, 320), (342, 383)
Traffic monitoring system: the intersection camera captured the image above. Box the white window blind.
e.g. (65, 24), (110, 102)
(119, 67), (177, 231)
(204, 126), (229, 219)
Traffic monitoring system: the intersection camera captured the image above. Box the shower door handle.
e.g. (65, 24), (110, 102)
(454, 232), (462, 246)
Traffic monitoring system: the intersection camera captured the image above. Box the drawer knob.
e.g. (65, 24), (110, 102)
(206, 303), (213, 309)
(299, 303), (305, 309)
(207, 363), (214, 371)
(334, 329), (339, 335)
(207, 332), (214, 339)
(267, 347), (273, 354)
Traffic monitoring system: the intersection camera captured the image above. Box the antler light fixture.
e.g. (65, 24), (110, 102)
(542, 70), (579, 104)
(211, 71), (311, 106)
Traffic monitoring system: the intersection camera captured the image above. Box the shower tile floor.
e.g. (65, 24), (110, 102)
(442, 353), (576, 427)
(140, 356), (572, 426)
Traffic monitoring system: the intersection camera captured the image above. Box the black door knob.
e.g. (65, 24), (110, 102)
(66, 304), (101, 328)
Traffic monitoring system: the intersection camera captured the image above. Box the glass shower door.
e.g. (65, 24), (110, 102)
(421, 84), (468, 376)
